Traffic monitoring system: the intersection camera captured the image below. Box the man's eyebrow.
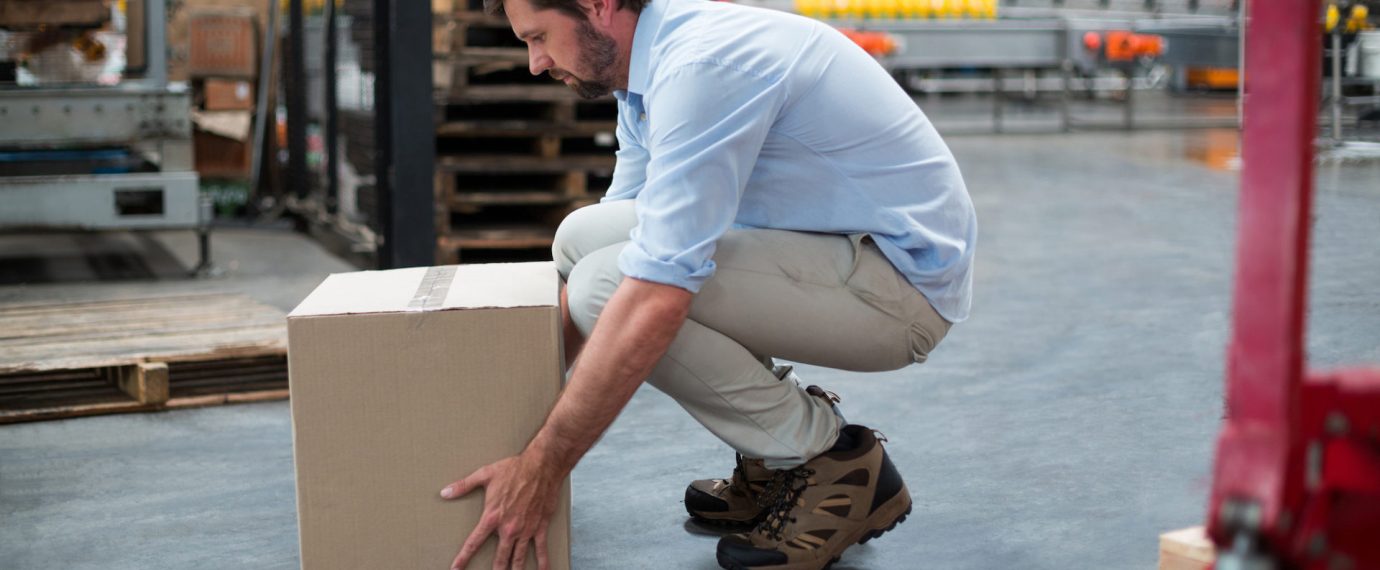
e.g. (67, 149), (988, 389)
(516, 29), (535, 40)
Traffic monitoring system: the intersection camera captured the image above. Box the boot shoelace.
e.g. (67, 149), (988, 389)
(754, 466), (814, 541)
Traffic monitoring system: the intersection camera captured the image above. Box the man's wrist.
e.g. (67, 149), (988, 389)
(525, 430), (578, 479)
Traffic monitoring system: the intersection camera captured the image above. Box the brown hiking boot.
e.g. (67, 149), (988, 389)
(685, 376), (843, 527)
(714, 424), (912, 570)
(685, 453), (776, 527)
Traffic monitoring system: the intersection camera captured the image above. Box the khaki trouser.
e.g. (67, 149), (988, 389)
(555, 200), (951, 469)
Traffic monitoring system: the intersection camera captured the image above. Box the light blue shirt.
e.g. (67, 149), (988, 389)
(608, 0), (977, 322)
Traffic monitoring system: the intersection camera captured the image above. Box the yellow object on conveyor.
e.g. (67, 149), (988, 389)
(1346, 5), (1371, 33)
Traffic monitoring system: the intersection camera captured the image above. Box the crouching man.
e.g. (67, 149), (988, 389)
(440, 0), (976, 567)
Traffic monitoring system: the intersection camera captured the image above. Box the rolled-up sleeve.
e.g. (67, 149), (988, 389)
(618, 63), (786, 293)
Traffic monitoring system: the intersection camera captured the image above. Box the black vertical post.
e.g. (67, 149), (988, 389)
(324, 0), (339, 213)
(288, 0), (308, 199)
(374, 0), (436, 268)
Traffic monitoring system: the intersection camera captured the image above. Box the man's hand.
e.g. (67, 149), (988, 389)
(441, 450), (563, 570)
(442, 277), (691, 569)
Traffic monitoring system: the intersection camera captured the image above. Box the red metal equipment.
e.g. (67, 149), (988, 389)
(1206, 1), (1380, 568)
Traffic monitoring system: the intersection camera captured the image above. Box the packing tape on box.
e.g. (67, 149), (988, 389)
(406, 266), (457, 313)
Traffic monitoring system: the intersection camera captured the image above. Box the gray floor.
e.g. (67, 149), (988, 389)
(2, 129), (1378, 569)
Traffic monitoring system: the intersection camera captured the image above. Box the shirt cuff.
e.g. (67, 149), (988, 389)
(617, 242), (716, 293)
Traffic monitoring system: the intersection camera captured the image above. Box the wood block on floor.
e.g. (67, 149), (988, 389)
(1159, 526), (1215, 570)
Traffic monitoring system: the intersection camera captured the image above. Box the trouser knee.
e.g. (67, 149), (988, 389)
(552, 201), (635, 280)
(564, 244), (624, 336)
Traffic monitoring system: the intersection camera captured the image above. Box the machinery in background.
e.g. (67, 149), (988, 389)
(0, 0), (209, 274)
(1207, 1), (1380, 569)
(745, 0), (1245, 131)
(1322, 0), (1380, 142)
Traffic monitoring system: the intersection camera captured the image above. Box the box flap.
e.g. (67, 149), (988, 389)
(289, 262), (558, 318)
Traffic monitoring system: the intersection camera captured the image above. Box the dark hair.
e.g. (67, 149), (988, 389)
(483, 0), (649, 19)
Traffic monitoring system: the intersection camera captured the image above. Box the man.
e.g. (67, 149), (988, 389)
(438, 0), (976, 567)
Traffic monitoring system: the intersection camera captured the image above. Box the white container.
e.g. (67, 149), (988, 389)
(1360, 31), (1380, 80)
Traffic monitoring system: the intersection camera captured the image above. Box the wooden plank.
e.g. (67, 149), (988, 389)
(442, 84), (615, 103)
(452, 11), (511, 27)
(1159, 527), (1215, 570)
(435, 120), (616, 137)
(0, 309), (284, 343)
(0, 293), (258, 316)
(436, 154), (614, 173)
(441, 226), (555, 249)
(0, 387), (291, 424)
(166, 388), (290, 409)
(1, 325), (286, 374)
(0, 294), (287, 374)
(447, 191), (576, 208)
(0, 400), (149, 425)
(437, 47), (528, 64)
(114, 362), (170, 405)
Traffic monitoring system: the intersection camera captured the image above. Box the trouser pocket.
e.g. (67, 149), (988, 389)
(844, 233), (952, 364)
(843, 234), (910, 319)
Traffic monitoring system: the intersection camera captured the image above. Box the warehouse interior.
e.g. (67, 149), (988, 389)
(2, 0), (1379, 569)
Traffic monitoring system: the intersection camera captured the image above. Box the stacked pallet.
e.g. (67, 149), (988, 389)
(0, 294), (289, 424)
(432, 8), (619, 264)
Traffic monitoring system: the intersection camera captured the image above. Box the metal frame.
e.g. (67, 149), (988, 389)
(846, 17), (1240, 132)
(0, 0), (209, 274)
(373, 0), (436, 268)
(1207, 1), (1380, 567)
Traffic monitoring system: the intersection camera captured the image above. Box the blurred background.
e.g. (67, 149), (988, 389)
(2, 0), (1374, 271)
(2, 2), (1379, 569)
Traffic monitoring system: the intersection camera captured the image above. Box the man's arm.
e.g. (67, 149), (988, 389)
(533, 277), (692, 472)
(442, 277), (691, 570)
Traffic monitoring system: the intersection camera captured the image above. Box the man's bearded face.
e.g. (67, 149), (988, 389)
(548, 19), (617, 99)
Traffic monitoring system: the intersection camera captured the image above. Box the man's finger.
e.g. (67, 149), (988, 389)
(535, 526), (550, 570)
(491, 526), (516, 570)
(441, 466), (490, 500)
(451, 513), (497, 570)
(510, 536), (529, 570)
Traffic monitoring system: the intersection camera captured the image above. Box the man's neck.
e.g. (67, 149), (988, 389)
(610, 11), (640, 91)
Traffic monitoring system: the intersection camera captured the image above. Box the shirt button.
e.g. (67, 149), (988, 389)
(639, 113), (647, 122)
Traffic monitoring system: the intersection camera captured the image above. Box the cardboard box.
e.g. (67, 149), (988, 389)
(167, 0), (273, 82)
(287, 263), (570, 570)
(203, 79), (254, 110)
(187, 9), (258, 78)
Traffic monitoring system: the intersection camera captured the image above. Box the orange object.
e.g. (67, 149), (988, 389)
(839, 29), (898, 57)
(1103, 30), (1164, 61)
(1082, 31), (1102, 53)
(1185, 67), (1241, 90)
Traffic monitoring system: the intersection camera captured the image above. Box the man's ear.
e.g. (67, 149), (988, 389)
(584, 0), (616, 25)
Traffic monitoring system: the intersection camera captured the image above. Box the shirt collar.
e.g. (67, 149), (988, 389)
(624, 0), (667, 97)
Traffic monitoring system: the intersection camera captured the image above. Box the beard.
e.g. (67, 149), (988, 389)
(557, 19), (618, 100)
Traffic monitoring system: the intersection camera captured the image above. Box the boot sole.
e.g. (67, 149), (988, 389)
(715, 484), (913, 570)
(689, 513), (761, 531)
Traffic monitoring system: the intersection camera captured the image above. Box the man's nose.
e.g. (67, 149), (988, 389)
(529, 47), (552, 76)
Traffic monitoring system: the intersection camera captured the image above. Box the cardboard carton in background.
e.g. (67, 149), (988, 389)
(202, 79), (254, 110)
(187, 9), (258, 78)
(287, 263), (570, 570)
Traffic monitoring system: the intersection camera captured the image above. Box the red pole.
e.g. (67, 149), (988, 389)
(1207, 0), (1322, 555)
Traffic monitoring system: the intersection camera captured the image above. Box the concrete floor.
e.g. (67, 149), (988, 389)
(2, 128), (1378, 570)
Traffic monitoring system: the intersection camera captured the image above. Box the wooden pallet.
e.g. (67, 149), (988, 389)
(1159, 527), (1215, 570)
(427, 7), (621, 264)
(0, 294), (289, 424)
